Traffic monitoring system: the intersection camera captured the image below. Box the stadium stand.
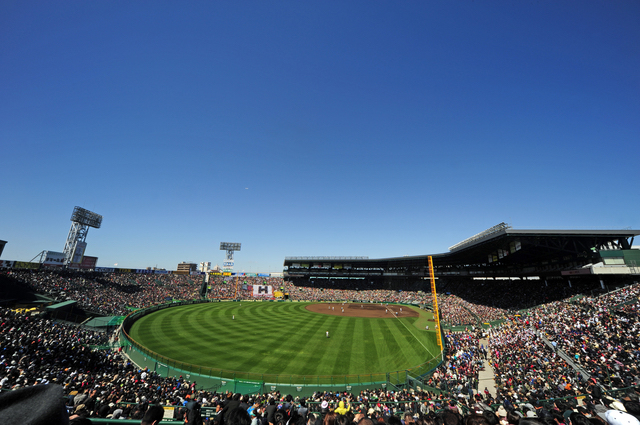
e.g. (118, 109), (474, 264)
(0, 267), (639, 425)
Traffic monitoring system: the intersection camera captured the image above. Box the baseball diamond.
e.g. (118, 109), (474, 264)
(127, 301), (440, 378)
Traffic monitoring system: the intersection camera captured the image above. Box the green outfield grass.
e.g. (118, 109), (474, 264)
(127, 302), (439, 378)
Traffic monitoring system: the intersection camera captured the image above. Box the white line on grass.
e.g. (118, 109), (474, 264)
(391, 309), (434, 357)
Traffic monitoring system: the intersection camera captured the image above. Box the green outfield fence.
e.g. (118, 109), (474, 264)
(119, 300), (444, 397)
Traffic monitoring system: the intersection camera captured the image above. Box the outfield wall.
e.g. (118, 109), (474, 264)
(120, 299), (443, 397)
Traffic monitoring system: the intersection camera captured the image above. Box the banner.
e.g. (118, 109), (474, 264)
(0, 260), (15, 268)
(43, 251), (66, 266)
(15, 261), (40, 269)
(96, 267), (115, 272)
(253, 285), (273, 297)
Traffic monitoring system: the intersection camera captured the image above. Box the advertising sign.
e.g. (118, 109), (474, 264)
(43, 251), (66, 266)
(96, 267), (115, 272)
(15, 261), (39, 269)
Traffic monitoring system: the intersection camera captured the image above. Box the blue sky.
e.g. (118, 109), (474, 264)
(2, 1), (639, 273)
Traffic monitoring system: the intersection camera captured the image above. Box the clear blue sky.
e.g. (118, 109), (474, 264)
(2, 1), (639, 273)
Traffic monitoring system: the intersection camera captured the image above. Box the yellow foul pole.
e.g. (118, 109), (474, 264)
(428, 256), (443, 352)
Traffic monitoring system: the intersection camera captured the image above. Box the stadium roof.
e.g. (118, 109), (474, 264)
(284, 226), (640, 278)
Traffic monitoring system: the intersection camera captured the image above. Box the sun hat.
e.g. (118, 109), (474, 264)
(611, 401), (628, 412)
(604, 410), (640, 425)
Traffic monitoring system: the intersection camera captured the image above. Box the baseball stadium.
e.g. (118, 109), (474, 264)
(114, 224), (640, 396)
(1, 223), (640, 422)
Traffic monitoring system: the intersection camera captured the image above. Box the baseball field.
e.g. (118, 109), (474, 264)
(127, 301), (440, 381)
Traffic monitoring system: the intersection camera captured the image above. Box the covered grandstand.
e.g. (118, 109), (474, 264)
(283, 223), (640, 287)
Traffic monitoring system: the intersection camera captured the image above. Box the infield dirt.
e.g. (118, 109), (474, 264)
(305, 302), (418, 318)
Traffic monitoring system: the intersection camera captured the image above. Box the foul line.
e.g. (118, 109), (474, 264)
(389, 307), (434, 357)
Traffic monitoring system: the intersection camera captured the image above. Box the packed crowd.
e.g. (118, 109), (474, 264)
(439, 278), (606, 311)
(0, 303), (478, 421)
(489, 322), (587, 400)
(486, 283), (640, 403)
(0, 267), (639, 424)
(534, 289), (640, 388)
(428, 330), (487, 395)
(3, 270), (201, 316)
(1, 302), (638, 425)
(1, 269), (636, 332)
(201, 388), (640, 425)
(2, 269), (517, 325)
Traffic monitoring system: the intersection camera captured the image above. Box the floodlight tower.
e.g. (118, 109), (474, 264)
(220, 242), (241, 272)
(63, 206), (103, 266)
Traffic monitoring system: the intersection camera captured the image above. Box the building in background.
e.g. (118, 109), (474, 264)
(177, 262), (197, 273)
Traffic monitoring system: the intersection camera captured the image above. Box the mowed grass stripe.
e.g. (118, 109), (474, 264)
(197, 303), (267, 367)
(378, 319), (412, 370)
(396, 317), (433, 360)
(131, 306), (193, 360)
(287, 314), (337, 376)
(370, 319), (396, 369)
(209, 304), (274, 369)
(331, 317), (357, 375)
(308, 315), (342, 375)
(348, 319), (367, 376)
(172, 306), (239, 365)
(132, 304), (245, 367)
(127, 302), (439, 377)
(229, 306), (312, 372)
(180, 313), (245, 366)
(236, 310), (328, 376)
(396, 317), (431, 364)
(254, 305), (328, 374)
(288, 313), (338, 376)
(360, 317), (383, 373)
(258, 312), (332, 376)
